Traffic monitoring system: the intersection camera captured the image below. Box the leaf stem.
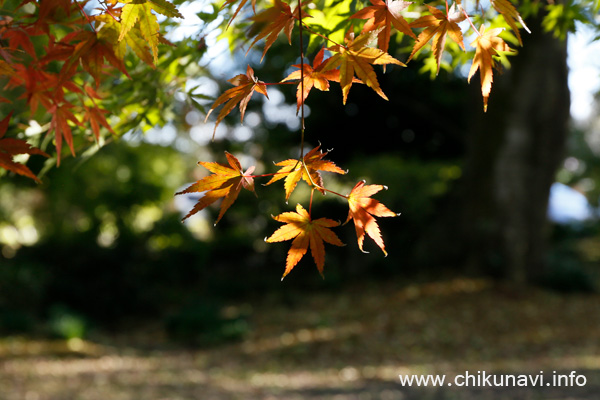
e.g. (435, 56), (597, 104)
(462, 8), (481, 36)
(264, 82), (297, 86)
(298, 20), (347, 49)
(76, 1), (96, 33)
(301, 160), (349, 199)
(298, 0), (306, 157)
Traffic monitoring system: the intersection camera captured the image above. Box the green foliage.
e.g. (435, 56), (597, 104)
(542, 0), (597, 39)
(48, 305), (88, 340)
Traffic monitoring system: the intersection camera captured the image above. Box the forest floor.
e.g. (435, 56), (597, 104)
(1, 276), (599, 400)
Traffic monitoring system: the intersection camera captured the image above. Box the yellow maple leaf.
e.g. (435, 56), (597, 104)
(266, 204), (344, 279)
(468, 25), (514, 112)
(325, 29), (405, 104)
(265, 144), (346, 200)
(408, 3), (466, 75)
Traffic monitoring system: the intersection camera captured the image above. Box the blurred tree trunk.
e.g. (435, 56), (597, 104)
(461, 14), (570, 283)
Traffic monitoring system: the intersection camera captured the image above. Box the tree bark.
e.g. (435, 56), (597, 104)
(461, 15), (571, 283)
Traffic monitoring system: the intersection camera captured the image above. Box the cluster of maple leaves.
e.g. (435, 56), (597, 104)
(0, 0), (530, 278)
(0, 0), (181, 178)
(177, 146), (398, 279)
(206, 0), (529, 136)
(179, 0), (529, 278)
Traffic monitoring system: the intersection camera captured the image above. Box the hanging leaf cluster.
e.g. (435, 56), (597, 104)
(0, 0), (182, 173)
(183, 0), (531, 278)
(0, 0), (535, 279)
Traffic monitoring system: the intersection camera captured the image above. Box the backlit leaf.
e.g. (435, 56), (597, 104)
(205, 65), (268, 137)
(468, 25), (514, 111)
(325, 29), (405, 104)
(247, 0), (308, 61)
(408, 3), (466, 75)
(492, 0), (530, 46)
(266, 203), (344, 279)
(351, 0), (416, 53)
(345, 180), (398, 256)
(266, 144), (346, 200)
(282, 48), (353, 112)
(176, 152), (256, 224)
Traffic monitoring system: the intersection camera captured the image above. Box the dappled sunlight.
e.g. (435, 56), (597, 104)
(2, 278), (599, 399)
(241, 323), (364, 355)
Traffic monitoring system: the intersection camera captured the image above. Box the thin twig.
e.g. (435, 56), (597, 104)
(76, 1), (96, 33)
(298, 0), (306, 157)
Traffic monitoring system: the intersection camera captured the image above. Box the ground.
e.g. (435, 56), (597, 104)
(1, 277), (599, 399)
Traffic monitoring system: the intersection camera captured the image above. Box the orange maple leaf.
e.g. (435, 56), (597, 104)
(468, 25), (513, 112)
(325, 29), (405, 104)
(247, 0), (308, 61)
(176, 151), (256, 224)
(266, 203), (344, 279)
(345, 180), (398, 256)
(205, 65), (268, 137)
(265, 144), (346, 200)
(0, 113), (49, 182)
(281, 48), (348, 112)
(350, 0), (416, 54)
(491, 0), (530, 46)
(408, 3), (466, 75)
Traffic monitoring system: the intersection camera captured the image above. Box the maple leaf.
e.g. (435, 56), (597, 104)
(345, 180), (398, 256)
(350, 0), (416, 54)
(0, 113), (49, 182)
(408, 3), (466, 75)
(205, 65), (268, 136)
(468, 25), (514, 112)
(325, 29), (405, 104)
(82, 85), (115, 141)
(266, 204), (344, 279)
(5, 64), (56, 114)
(492, 0), (530, 46)
(1, 25), (38, 58)
(49, 102), (83, 166)
(54, 30), (129, 87)
(265, 144), (346, 200)
(247, 0), (309, 61)
(222, 0), (257, 28)
(281, 48), (350, 112)
(176, 152), (256, 223)
(83, 105), (115, 141)
(118, 0), (182, 64)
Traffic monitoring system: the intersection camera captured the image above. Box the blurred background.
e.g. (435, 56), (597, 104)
(0, 1), (600, 399)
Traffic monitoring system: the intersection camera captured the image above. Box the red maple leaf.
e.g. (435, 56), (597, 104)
(0, 112), (49, 182)
(351, 0), (416, 53)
